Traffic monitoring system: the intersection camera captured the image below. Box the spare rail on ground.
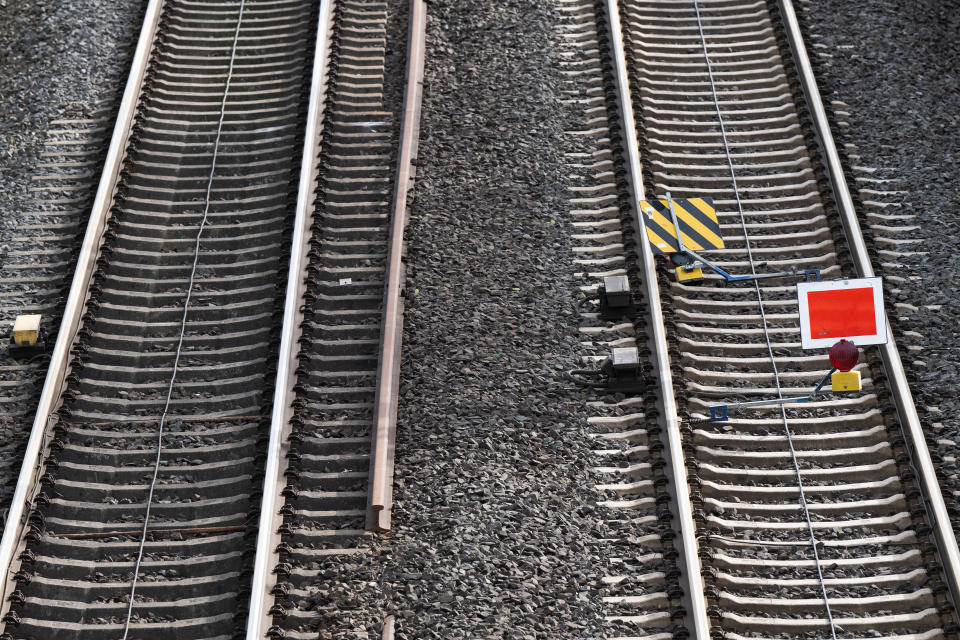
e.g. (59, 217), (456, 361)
(244, 0), (427, 636)
(368, 0), (427, 533)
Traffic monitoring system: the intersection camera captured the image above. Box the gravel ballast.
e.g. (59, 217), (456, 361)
(0, 1), (144, 513)
(375, 1), (611, 636)
(0, 0), (143, 209)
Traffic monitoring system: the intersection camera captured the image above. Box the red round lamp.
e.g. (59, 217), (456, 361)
(829, 339), (859, 372)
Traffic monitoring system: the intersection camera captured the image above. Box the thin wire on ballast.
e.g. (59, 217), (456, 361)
(120, 1), (247, 636)
(690, 2), (838, 638)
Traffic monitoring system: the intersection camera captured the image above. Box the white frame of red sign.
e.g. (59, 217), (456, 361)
(796, 277), (888, 350)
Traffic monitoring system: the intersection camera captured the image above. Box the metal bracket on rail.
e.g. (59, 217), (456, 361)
(705, 368), (835, 422)
(704, 337), (868, 422)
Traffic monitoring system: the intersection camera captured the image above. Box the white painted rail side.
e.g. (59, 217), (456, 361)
(604, 1), (712, 638)
(778, 0), (960, 619)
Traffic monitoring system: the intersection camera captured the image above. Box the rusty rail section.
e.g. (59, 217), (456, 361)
(246, 0), (427, 634)
(367, 0), (428, 532)
(381, 615), (395, 640)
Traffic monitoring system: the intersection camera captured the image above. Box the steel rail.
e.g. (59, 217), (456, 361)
(243, 0), (336, 636)
(604, 1), (711, 637)
(777, 0), (960, 621)
(381, 615), (395, 640)
(367, 0), (427, 532)
(0, 0), (166, 627)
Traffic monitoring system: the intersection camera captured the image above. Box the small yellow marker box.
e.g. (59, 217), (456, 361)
(831, 370), (861, 392)
(12, 314), (42, 347)
(676, 266), (704, 283)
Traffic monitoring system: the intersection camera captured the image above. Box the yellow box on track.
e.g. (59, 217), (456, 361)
(675, 266), (704, 282)
(831, 370), (861, 392)
(12, 314), (42, 347)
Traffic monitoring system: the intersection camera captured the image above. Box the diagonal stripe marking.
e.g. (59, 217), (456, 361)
(674, 201), (724, 249)
(688, 197), (718, 223)
(688, 197), (724, 242)
(647, 202), (705, 252)
(642, 198), (726, 253)
(649, 211), (677, 239)
(646, 226), (677, 253)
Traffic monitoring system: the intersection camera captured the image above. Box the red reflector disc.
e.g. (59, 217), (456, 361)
(828, 339), (859, 372)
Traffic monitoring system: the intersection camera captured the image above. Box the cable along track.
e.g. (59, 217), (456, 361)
(613, 0), (959, 637)
(0, 0), (322, 637)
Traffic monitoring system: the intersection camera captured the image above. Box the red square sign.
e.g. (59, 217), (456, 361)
(807, 287), (877, 340)
(797, 278), (887, 349)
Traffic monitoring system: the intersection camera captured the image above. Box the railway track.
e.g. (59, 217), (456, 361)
(556, 2), (690, 637)
(0, 0), (320, 635)
(0, 0), (421, 637)
(0, 0), (955, 636)
(563, 0), (960, 637)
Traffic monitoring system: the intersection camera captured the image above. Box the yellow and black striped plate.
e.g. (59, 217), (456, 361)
(640, 197), (724, 254)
